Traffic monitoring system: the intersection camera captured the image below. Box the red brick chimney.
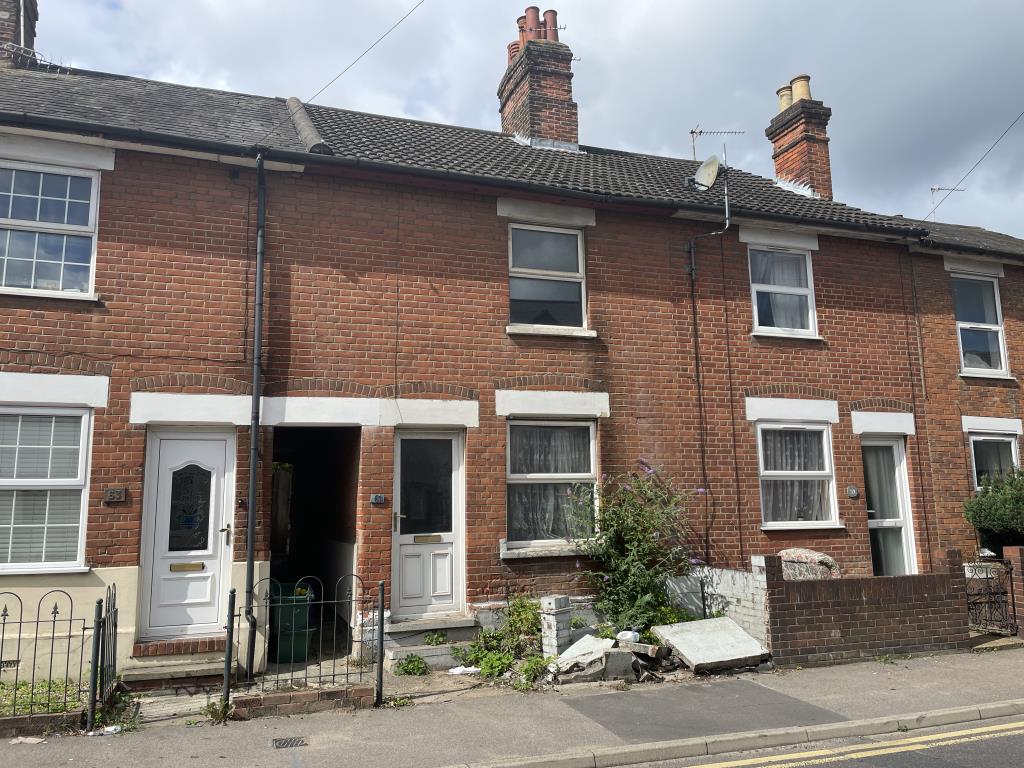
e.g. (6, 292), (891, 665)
(497, 7), (578, 149)
(0, 0), (38, 65)
(765, 75), (833, 200)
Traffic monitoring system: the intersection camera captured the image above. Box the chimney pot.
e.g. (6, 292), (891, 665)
(776, 85), (793, 113)
(765, 74), (832, 200)
(543, 9), (559, 41)
(790, 74), (812, 103)
(498, 7), (578, 147)
(524, 6), (542, 40)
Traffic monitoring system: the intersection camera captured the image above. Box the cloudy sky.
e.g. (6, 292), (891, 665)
(35, 1), (1024, 237)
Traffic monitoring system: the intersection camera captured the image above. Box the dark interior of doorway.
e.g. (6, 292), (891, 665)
(268, 427), (360, 667)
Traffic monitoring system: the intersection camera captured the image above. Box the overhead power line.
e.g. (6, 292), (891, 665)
(254, 0), (429, 147)
(923, 106), (1024, 221)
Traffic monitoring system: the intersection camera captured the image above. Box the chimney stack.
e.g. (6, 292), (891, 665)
(0, 0), (38, 66)
(498, 7), (578, 148)
(765, 74), (833, 200)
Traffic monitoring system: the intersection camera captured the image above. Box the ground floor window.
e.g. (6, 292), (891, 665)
(757, 422), (837, 527)
(506, 420), (596, 544)
(0, 407), (90, 568)
(969, 433), (1018, 489)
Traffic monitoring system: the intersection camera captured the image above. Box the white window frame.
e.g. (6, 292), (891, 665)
(505, 419), (597, 548)
(756, 421), (839, 529)
(748, 246), (818, 338)
(951, 273), (1010, 378)
(508, 223), (587, 331)
(0, 158), (100, 300)
(968, 432), (1019, 490)
(0, 405), (92, 573)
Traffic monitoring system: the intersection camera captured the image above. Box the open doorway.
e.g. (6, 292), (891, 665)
(270, 427), (360, 592)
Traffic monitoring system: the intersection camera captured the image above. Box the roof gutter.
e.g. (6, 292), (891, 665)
(0, 110), (931, 241)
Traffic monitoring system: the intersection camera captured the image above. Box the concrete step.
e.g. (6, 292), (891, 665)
(385, 614), (480, 647)
(384, 641), (475, 672)
(121, 656), (225, 685)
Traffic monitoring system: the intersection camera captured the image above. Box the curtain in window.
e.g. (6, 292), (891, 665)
(974, 440), (1015, 486)
(507, 483), (579, 541)
(760, 429), (829, 522)
(751, 251), (809, 329)
(507, 424), (593, 541)
(862, 445), (899, 520)
(509, 425), (590, 474)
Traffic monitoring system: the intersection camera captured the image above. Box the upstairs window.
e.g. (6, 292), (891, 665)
(952, 275), (1008, 376)
(508, 224), (586, 328)
(0, 162), (98, 298)
(748, 248), (817, 336)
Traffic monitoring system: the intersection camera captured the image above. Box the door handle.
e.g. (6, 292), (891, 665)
(219, 524), (232, 544)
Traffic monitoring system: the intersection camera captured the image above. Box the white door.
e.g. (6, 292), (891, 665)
(861, 437), (917, 576)
(141, 431), (233, 638)
(391, 432), (464, 618)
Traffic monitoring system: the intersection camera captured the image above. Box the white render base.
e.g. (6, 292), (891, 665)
(0, 560), (269, 679)
(668, 557), (769, 646)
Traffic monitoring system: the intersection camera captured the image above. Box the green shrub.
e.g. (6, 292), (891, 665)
(569, 461), (695, 632)
(394, 654), (429, 676)
(478, 651), (515, 679)
(965, 469), (1024, 551)
(570, 615), (587, 630)
(423, 631), (447, 646)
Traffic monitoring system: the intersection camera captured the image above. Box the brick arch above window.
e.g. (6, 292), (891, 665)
(131, 373), (251, 395)
(493, 373), (604, 392)
(847, 398), (914, 414)
(0, 350), (112, 377)
(744, 383), (837, 401)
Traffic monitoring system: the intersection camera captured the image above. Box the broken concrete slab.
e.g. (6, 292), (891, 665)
(616, 639), (669, 660)
(653, 617), (768, 673)
(551, 634), (615, 673)
(602, 649), (637, 682)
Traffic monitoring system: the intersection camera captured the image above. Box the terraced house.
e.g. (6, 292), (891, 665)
(1, 2), (1023, 676)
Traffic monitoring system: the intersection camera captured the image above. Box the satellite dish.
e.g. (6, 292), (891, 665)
(691, 154), (720, 191)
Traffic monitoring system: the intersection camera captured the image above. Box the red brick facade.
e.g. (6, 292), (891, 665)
(0, 141), (1009, 620)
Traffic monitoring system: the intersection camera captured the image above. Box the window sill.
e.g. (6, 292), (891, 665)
(0, 565), (91, 576)
(960, 372), (1017, 382)
(506, 324), (597, 339)
(499, 538), (580, 560)
(760, 522), (846, 532)
(0, 288), (102, 304)
(751, 331), (824, 342)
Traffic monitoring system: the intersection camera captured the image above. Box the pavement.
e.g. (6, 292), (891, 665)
(2, 648), (1023, 768)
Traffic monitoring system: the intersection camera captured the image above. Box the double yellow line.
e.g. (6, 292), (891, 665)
(696, 720), (1024, 768)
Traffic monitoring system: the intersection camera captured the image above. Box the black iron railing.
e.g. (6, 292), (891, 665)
(223, 576), (384, 704)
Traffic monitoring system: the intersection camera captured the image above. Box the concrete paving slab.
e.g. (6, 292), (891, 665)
(653, 618), (767, 672)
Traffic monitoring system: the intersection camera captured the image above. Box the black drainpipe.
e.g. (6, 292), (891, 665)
(245, 151), (267, 675)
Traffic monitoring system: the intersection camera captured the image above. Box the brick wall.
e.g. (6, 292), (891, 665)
(0, 144), (994, 610)
(764, 549), (970, 666)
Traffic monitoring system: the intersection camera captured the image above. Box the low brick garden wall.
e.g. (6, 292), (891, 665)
(231, 685), (374, 720)
(764, 548), (970, 666)
(0, 709), (84, 738)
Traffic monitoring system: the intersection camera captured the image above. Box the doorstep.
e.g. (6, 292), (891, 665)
(133, 635), (226, 658)
(121, 652), (226, 686)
